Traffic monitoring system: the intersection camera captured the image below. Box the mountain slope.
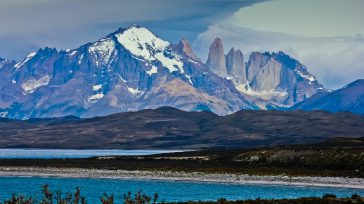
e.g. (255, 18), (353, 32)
(292, 79), (364, 114)
(0, 107), (363, 149)
(206, 39), (326, 108)
(0, 25), (260, 119)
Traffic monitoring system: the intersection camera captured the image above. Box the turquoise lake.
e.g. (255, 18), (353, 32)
(0, 177), (363, 203)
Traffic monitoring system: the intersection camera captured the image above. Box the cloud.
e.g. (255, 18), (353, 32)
(304, 46), (364, 89)
(228, 0), (364, 38)
(0, 0), (266, 60)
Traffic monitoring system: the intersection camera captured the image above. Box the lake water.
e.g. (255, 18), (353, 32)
(0, 149), (183, 159)
(0, 177), (363, 203)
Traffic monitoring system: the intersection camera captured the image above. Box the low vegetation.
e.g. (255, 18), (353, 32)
(2, 185), (363, 204)
(1, 137), (363, 178)
(3, 185), (158, 204)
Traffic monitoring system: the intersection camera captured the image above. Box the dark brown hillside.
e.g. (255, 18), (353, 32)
(0, 107), (363, 149)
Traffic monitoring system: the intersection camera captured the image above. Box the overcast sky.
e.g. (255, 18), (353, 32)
(0, 0), (363, 89)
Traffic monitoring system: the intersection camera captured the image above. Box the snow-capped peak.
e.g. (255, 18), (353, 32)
(115, 25), (184, 73)
(116, 26), (167, 60)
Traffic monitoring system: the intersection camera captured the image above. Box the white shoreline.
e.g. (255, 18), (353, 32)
(1, 167), (364, 189)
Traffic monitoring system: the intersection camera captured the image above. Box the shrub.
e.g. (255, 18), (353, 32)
(322, 193), (337, 199)
(123, 191), (158, 204)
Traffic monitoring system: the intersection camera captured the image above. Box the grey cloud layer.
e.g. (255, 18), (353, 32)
(0, 0), (265, 60)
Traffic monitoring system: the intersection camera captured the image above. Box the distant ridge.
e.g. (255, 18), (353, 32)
(0, 107), (363, 149)
(292, 79), (364, 114)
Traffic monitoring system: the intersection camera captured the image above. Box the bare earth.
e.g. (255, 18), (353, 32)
(0, 167), (363, 189)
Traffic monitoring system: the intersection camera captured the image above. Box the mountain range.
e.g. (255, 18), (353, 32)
(0, 25), (361, 119)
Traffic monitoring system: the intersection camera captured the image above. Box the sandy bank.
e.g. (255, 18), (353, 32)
(0, 167), (363, 189)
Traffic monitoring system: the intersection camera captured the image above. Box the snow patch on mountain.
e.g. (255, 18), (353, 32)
(68, 50), (77, 57)
(88, 38), (116, 66)
(115, 26), (184, 73)
(15, 52), (36, 69)
(117, 74), (128, 83)
(0, 112), (8, 118)
(236, 83), (288, 101)
(296, 70), (316, 84)
(0, 59), (8, 69)
(185, 74), (193, 85)
(78, 54), (84, 65)
(146, 66), (158, 75)
(21, 75), (50, 94)
(127, 86), (142, 95)
(188, 59), (199, 64)
(88, 93), (104, 102)
(92, 84), (102, 91)
(155, 51), (184, 73)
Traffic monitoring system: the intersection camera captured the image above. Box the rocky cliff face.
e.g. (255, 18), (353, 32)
(246, 52), (271, 81)
(206, 39), (325, 107)
(175, 38), (199, 61)
(246, 52), (325, 106)
(206, 39), (248, 86)
(226, 48), (247, 85)
(206, 38), (227, 77)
